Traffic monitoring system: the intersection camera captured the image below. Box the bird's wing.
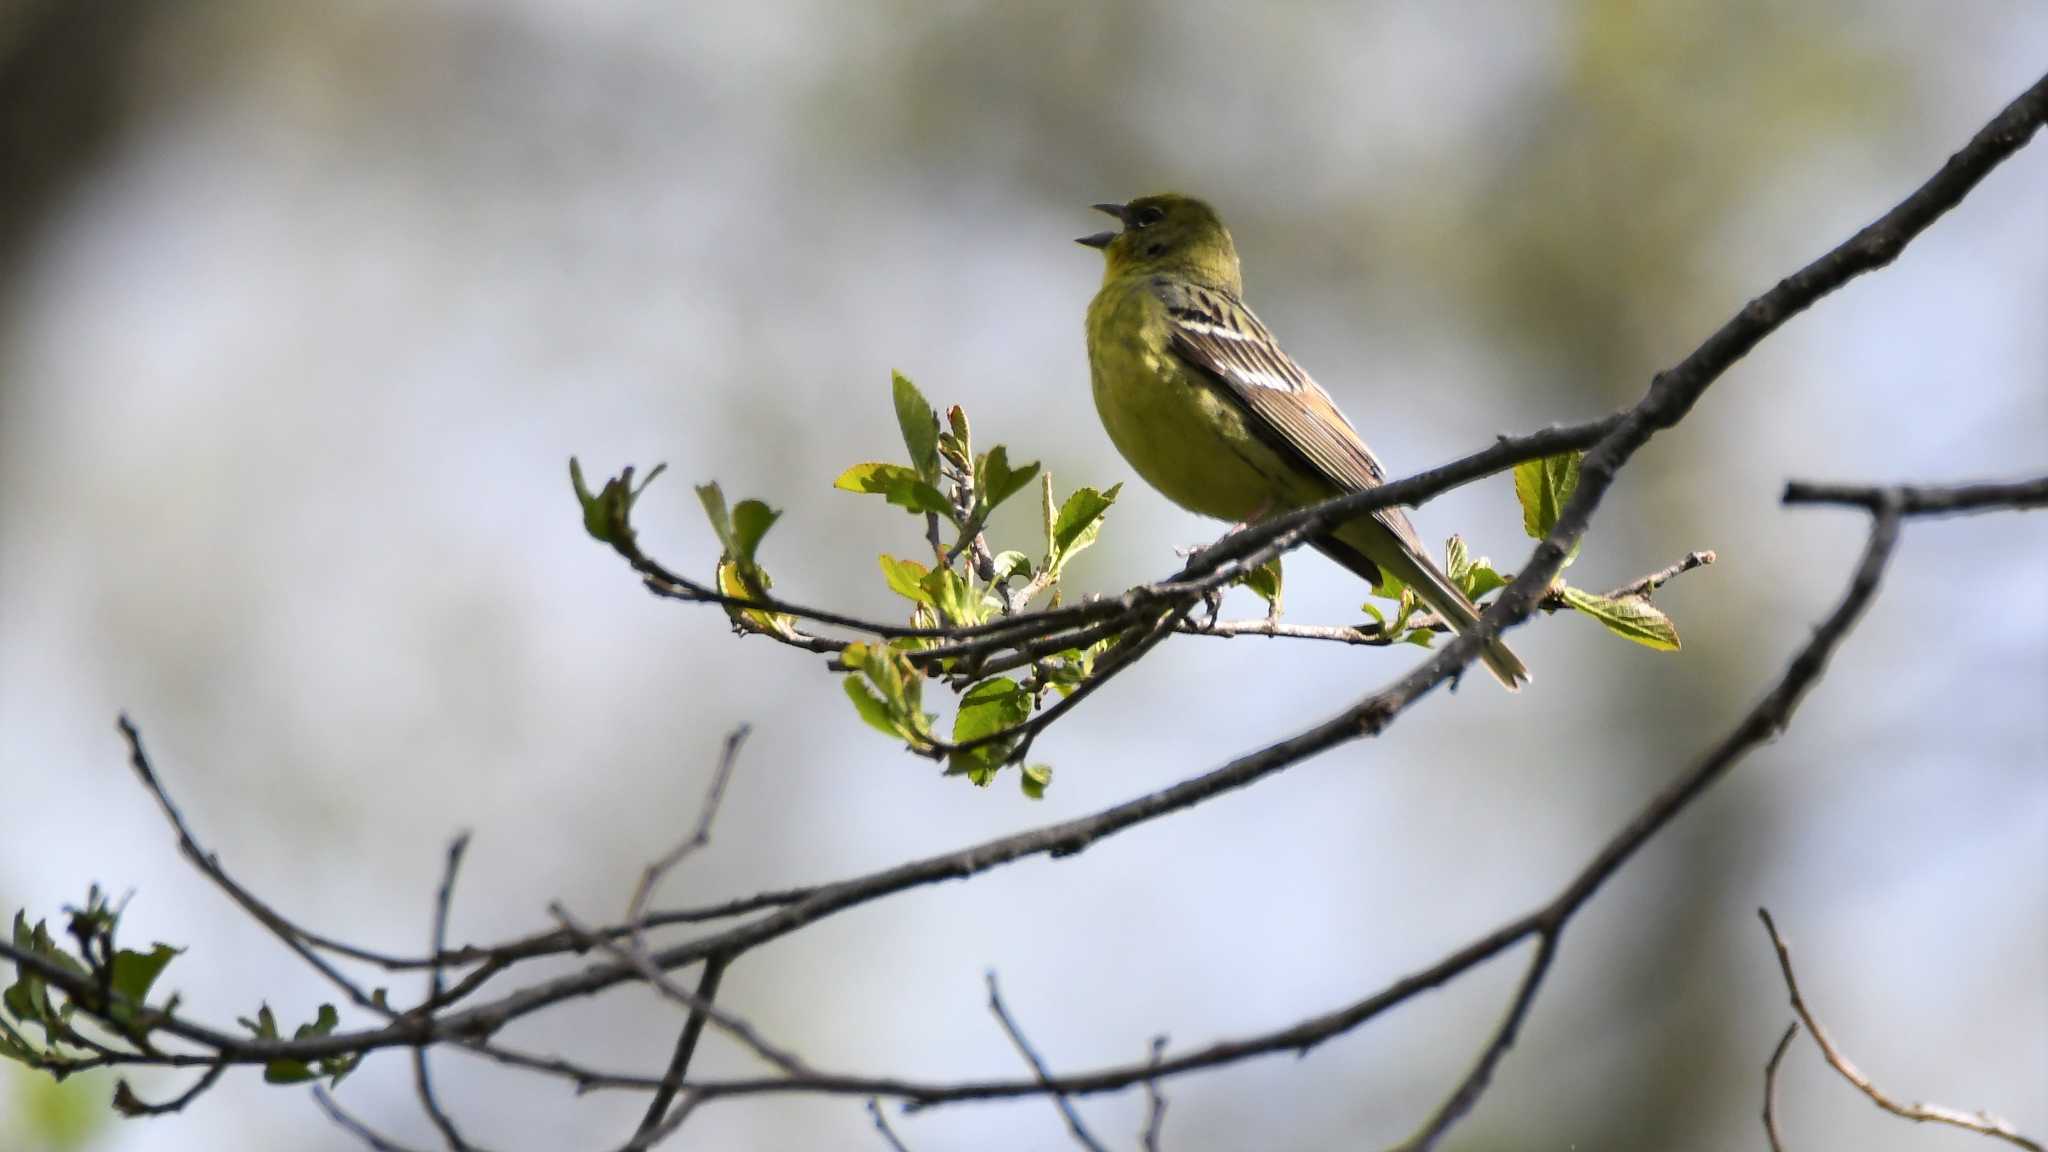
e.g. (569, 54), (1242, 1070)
(1155, 277), (1427, 556)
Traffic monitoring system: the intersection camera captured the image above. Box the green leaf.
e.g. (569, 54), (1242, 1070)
(107, 944), (180, 1034)
(571, 459), (666, 546)
(892, 372), (941, 485)
(695, 482), (734, 553)
(1238, 557), (1283, 606)
(1048, 484), (1121, 575)
(952, 678), (1030, 744)
(1514, 452), (1581, 540)
(1462, 562), (1509, 600)
(920, 565), (980, 627)
(843, 677), (902, 739)
(948, 678), (1030, 785)
(1445, 535), (1471, 582)
(988, 551), (1033, 583)
(832, 462), (954, 517)
(237, 1003), (280, 1040)
(258, 1003), (353, 1086)
(977, 446), (1042, 515)
(729, 500), (780, 567)
(878, 555), (933, 604)
(1019, 764), (1053, 799)
(1560, 587), (1680, 651)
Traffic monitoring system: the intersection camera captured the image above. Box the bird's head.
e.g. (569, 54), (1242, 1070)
(1078, 194), (1241, 291)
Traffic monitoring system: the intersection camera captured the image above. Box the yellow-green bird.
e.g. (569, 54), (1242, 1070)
(1079, 193), (1529, 690)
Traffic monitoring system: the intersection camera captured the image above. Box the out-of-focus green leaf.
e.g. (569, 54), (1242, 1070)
(1561, 587), (1680, 651)
(695, 482), (733, 554)
(571, 458), (666, 546)
(252, 1003), (354, 1086)
(1238, 557), (1283, 606)
(1019, 764), (1053, 799)
(892, 372), (941, 485)
(729, 500), (780, 567)
(106, 944), (180, 1035)
(15, 1067), (105, 1147)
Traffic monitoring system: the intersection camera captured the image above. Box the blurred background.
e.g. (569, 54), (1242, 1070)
(1, 2), (2043, 1149)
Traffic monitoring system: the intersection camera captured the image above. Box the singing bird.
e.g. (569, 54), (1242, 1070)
(1079, 194), (1529, 689)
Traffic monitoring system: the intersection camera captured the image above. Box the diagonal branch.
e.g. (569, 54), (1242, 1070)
(985, 972), (1109, 1152)
(1763, 1021), (1800, 1152)
(1758, 908), (2043, 1152)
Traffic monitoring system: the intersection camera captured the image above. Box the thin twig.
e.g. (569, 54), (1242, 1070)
(1758, 908), (2043, 1151)
(413, 832), (480, 1151)
(314, 1085), (436, 1152)
(985, 972), (1109, 1152)
(635, 954), (731, 1142)
(868, 1098), (915, 1152)
(111, 1061), (228, 1116)
(1140, 1035), (1169, 1152)
(1389, 932), (1560, 1152)
(549, 906), (810, 1076)
(1764, 1021), (1801, 1152)
(117, 716), (388, 1014)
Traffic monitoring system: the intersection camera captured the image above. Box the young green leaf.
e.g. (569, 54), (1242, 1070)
(571, 458), (666, 546)
(892, 372), (941, 485)
(1462, 562), (1510, 600)
(1514, 452), (1581, 540)
(953, 678), (1030, 743)
(949, 677), (1031, 785)
(729, 500), (780, 568)
(1238, 556), (1284, 607)
(843, 676), (902, 739)
(833, 462), (954, 518)
(1047, 484), (1121, 576)
(1445, 535), (1471, 582)
(988, 551), (1033, 584)
(695, 482), (734, 553)
(977, 446), (1042, 515)
(1019, 763), (1053, 799)
(1560, 587), (1681, 651)
(106, 944), (180, 1035)
(919, 564), (981, 627)
(878, 555), (934, 604)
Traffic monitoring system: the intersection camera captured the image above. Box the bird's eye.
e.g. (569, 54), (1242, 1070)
(1133, 205), (1166, 228)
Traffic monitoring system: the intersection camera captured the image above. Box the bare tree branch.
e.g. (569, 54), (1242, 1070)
(1784, 476), (2048, 516)
(868, 1098), (915, 1152)
(1140, 1036), (1168, 1152)
(1758, 909), (2043, 1152)
(985, 972), (1109, 1152)
(414, 832), (481, 1152)
(1763, 1021), (1801, 1152)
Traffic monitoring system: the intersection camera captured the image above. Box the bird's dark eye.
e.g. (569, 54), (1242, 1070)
(1133, 204), (1167, 228)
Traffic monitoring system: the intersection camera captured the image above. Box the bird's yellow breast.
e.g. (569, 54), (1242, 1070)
(1086, 277), (1330, 523)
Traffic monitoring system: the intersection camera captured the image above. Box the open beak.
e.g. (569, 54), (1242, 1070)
(1075, 201), (1127, 249)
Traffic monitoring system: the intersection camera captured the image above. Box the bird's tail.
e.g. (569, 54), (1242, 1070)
(1317, 531), (1530, 692)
